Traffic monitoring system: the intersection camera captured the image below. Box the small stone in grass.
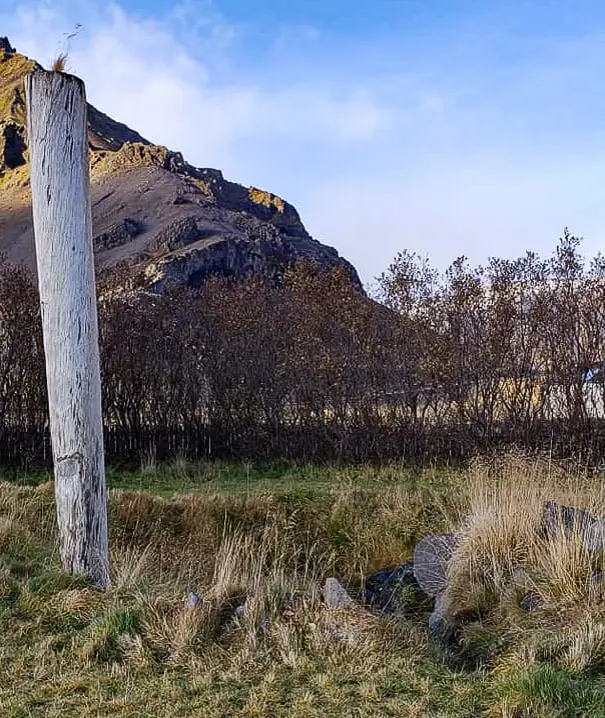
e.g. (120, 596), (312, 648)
(324, 577), (355, 609)
(186, 592), (202, 609)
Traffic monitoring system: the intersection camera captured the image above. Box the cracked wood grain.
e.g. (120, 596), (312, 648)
(25, 70), (109, 589)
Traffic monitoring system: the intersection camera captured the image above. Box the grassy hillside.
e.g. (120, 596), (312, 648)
(0, 50), (35, 125)
(2, 458), (605, 716)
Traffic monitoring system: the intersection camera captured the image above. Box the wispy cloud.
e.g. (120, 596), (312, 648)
(3, 3), (391, 149)
(3, 0), (605, 285)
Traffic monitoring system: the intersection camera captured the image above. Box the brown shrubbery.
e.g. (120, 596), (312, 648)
(2, 230), (605, 465)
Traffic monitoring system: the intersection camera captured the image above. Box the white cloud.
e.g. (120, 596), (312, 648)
(4, 0), (605, 287)
(2, 2), (391, 159)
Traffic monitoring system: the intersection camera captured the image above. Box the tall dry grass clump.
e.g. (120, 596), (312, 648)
(51, 53), (68, 72)
(445, 456), (554, 615)
(439, 456), (605, 682)
(84, 482), (419, 674)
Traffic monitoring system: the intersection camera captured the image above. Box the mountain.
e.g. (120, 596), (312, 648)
(0, 37), (363, 291)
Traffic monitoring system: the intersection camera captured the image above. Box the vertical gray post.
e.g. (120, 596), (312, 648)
(25, 70), (109, 589)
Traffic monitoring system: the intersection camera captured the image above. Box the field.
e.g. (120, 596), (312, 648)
(2, 457), (605, 717)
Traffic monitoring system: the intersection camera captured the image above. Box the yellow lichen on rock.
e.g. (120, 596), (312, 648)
(188, 177), (214, 199)
(90, 142), (171, 176)
(248, 187), (285, 213)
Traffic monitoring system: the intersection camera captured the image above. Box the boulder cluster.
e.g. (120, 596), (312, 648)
(323, 500), (605, 643)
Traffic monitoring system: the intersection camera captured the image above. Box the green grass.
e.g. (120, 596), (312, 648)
(0, 459), (455, 497)
(1, 457), (605, 716)
(111, 460), (456, 496)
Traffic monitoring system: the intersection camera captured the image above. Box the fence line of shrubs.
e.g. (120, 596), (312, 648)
(3, 230), (605, 466)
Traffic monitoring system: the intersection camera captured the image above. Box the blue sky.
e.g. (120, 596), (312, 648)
(3, 0), (605, 287)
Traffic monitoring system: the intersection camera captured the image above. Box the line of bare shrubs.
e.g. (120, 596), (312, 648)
(1, 229), (605, 465)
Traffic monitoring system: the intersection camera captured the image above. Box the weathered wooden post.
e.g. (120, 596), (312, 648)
(25, 69), (109, 589)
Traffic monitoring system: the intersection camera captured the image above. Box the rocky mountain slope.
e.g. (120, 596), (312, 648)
(0, 37), (362, 291)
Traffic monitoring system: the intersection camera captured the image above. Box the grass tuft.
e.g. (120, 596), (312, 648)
(51, 53), (68, 72)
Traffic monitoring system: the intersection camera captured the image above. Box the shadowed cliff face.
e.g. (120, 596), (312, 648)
(0, 38), (363, 292)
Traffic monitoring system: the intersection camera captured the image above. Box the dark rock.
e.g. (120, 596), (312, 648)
(150, 216), (202, 253)
(520, 592), (541, 613)
(163, 151), (188, 174)
(364, 562), (427, 614)
(0, 120), (26, 172)
(545, 500), (591, 539)
(413, 533), (457, 598)
(0, 38), (15, 55)
(324, 577), (356, 610)
(544, 501), (605, 553)
(94, 217), (142, 251)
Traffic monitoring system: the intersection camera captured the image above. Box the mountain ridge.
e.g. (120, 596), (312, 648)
(0, 37), (363, 292)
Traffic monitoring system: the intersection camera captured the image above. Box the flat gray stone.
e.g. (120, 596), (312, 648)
(186, 592), (202, 609)
(544, 501), (605, 553)
(324, 578), (355, 610)
(413, 533), (457, 598)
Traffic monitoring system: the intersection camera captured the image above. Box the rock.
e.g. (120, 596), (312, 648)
(0, 44), (364, 294)
(364, 562), (426, 614)
(428, 591), (457, 642)
(231, 601), (270, 635)
(520, 592), (541, 613)
(324, 577), (356, 610)
(544, 501), (605, 553)
(587, 572), (605, 602)
(412, 534), (460, 642)
(0, 120), (26, 172)
(545, 500), (591, 539)
(94, 217), (142, 251)
(413, 533), (457, 598)
(149, 216), (204, 253)
(186, 591), (201, 609)
(0, 38), (15, 55)
(584, 520), (605, 553)
(233, 603), (247, 621)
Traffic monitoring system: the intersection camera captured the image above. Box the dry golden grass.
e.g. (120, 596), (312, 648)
(2, 456), (605, 716)
(446, 456), (605, 619)
(51, 53), (68, 72)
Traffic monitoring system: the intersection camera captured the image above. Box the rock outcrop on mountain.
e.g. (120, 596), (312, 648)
(0, 38), (363, 291)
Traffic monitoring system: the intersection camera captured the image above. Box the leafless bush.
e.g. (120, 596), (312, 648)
(3, 231), (605, 465)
